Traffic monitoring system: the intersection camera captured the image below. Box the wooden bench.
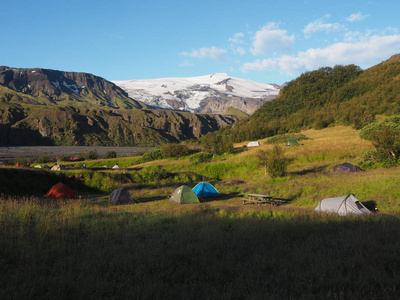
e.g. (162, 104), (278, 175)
(242, 194), (287, 206)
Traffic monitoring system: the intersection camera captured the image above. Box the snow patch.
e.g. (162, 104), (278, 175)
(51, 80), (80, 96)
(113, 73), (280, 112)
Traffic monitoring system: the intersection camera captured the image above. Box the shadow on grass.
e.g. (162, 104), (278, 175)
(2, 204), (400, 299)
(290, 164), (329, 176)
(135, 195), (168, 203)
(199, 192), (240, 203)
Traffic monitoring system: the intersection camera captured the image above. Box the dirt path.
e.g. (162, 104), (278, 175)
(0, 146), (152, 162)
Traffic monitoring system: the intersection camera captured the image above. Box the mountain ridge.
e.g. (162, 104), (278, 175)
(0, 67), (239, 146)
(0, 66), (146, 109)
(113, 73), (280, 115)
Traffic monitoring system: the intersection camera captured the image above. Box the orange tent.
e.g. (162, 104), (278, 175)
(45, 182), (77, 199)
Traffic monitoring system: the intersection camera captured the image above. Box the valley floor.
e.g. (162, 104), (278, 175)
(0, 146), (152, 162)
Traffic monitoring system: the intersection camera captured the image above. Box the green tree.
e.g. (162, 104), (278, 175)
(257, 146), (291, 177)
(360, 116), (400, 166)
(201, 134), (233, 155)
(87, 150), (98, 160)
(104, 151), (117, 159)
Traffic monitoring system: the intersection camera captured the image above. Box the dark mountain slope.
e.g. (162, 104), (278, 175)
(0, 104), (237, 146)
(0, 66), (146, 109)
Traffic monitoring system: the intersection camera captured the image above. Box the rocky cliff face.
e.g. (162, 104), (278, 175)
(0, 66), (146, 109)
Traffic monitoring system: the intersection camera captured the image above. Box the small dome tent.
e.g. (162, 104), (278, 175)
(169, 185), (200, 204)
(192, 182), (219, 197)
(330, 163), (363, 173)
(286, 139), (299, 146)
(45, 182), (77, 199)
(314, 194), (371, 216)
(51, 164), (66, 171)
(109, 187), (133, 205)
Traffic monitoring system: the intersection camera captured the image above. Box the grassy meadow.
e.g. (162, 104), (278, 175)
(1, 126), (400, 299)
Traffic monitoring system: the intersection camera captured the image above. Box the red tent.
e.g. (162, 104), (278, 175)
(45, 182), (77, 199)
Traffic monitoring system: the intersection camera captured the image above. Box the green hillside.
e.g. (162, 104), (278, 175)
(215, 54), (400, 142)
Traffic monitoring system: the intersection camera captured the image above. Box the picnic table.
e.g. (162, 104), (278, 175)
(242, 194), (287, 206)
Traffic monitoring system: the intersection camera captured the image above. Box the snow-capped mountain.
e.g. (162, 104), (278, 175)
(113, 73), (280, 115)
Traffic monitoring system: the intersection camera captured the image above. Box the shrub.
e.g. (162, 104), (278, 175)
(87, 150), (99, 160)
(257, 146), (291, 178)
(201, 134), (233, 155)
(161, 144), (190, 158)
(190, 152), (213, 164)
(104, 151), (117, 159)
(360, 116), (400, 166)
(139, 166), (171, 182)
(35, 155), (56, 164)
(264, 133), (310, 144)
(141, 148), (163, 162)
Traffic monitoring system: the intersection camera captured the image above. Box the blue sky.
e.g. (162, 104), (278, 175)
(2, 0), (400, 85)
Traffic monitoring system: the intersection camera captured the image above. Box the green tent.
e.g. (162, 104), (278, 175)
(169, 185), (200, 204)
(286, 139), (299, 146)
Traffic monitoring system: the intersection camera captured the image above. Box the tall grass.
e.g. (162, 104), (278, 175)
(1, 196), (400, 299)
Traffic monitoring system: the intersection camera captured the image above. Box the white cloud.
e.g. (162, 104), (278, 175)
(242, 34), (400, 75)
(303, 16), (346, 38)
(228, 32), (245, 44)
(228, 32), (247, 55)
(179, 61), (195, 68)
(346, 12), (369, 22)
(250, 22), (295, 56)
(180, 46), (227, 61)
(235, 46), (246, 55)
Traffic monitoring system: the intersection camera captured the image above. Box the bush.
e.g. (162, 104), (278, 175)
(190, 152), (213, 164)
(35, 155), (56, 164)
(360, 116), (400, 166)
(139, 166), (171, 182)
(264, 133), (310, 144)
(257, 146), (291, 178)
(104, 151), (117, 159)
(87, 150), (99, 160)
(161, 144), (190, 158)
(201, 134), (233, 155)
(141, 148), (163, 162)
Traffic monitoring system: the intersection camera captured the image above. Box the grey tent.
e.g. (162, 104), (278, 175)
(331, 163), (363, 173)
(109, 187), (134, 205)
(314, 194), (371, 216)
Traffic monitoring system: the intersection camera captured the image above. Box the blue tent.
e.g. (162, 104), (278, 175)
(192, 182), (219, 197)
